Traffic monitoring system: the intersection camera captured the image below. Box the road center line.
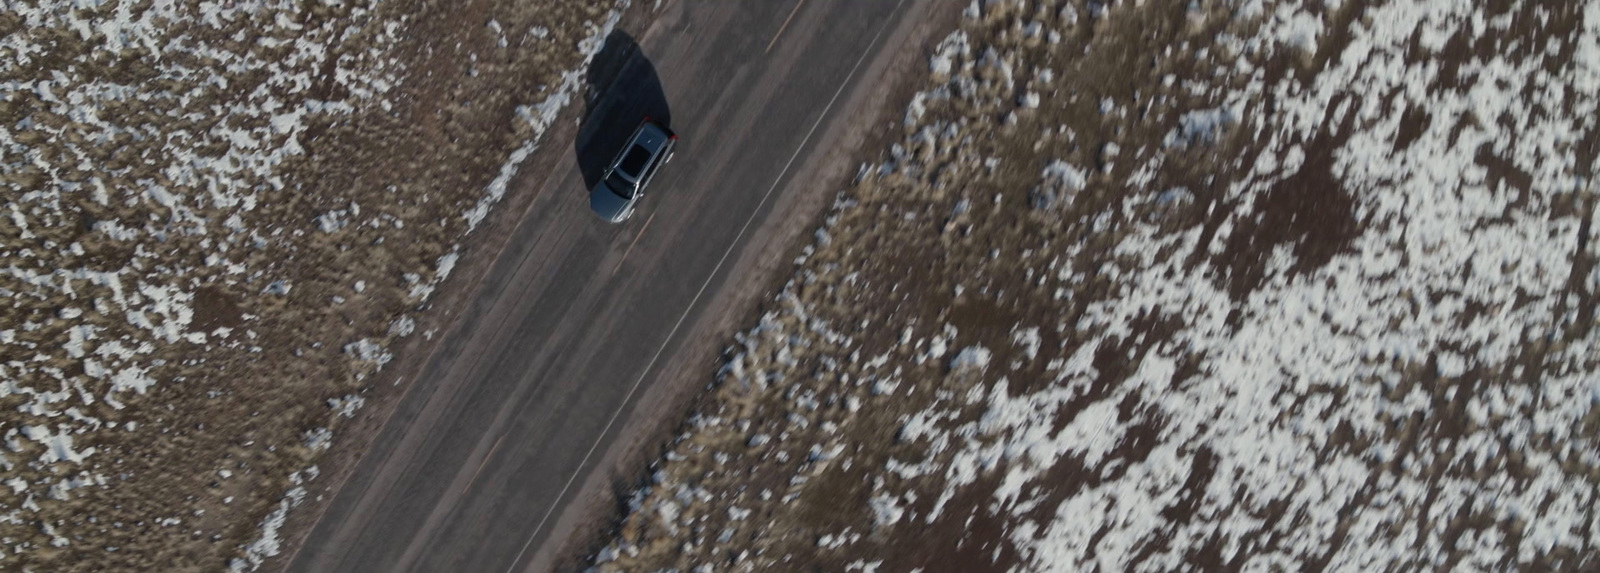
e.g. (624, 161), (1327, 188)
(462, 433), (507, 494)
(764, 0), (807, 54)
(504, 1), (907, 571)
(612, 211), (658, 276)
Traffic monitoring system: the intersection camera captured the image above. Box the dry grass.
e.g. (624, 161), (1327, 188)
(587, 1), (1244, 569)
(0, 0), (613, 570)
(589, 0), (1600, 571)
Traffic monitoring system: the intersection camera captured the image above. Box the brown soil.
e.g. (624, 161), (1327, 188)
(583, 1), (1600, 572)
(0, 0), (617, 570)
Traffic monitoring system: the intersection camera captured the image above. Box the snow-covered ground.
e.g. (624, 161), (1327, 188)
(0, 0), (620, 569)
(592, 0), (1600, 571)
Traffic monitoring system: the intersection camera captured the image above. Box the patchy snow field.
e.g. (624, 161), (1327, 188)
(0, 0), (620, 570)
(592, 0), (1600, 571)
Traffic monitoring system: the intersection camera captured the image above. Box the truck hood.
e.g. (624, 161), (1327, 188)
(589, 182), (633, 223)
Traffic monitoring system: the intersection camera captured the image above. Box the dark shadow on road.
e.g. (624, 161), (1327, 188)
(575, 31), (672, 190)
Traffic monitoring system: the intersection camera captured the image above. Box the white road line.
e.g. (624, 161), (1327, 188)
(503, 1), (907, 571)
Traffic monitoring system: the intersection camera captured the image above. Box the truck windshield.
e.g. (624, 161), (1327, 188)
(606, 171), (637, 199)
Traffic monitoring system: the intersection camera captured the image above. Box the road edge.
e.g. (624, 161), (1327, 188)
(264, 3), (667, 571)
(524, 1), (966, 570)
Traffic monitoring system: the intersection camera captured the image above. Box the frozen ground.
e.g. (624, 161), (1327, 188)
(591, 0), (1600, 571)
(0, 0), (618, 570)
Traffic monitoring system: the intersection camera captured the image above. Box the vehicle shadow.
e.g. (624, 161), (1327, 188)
(575, 30), (673, 190)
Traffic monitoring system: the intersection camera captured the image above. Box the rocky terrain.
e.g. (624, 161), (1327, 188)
(590, 0), (1600, 571)
(0, 0), (623, 570)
